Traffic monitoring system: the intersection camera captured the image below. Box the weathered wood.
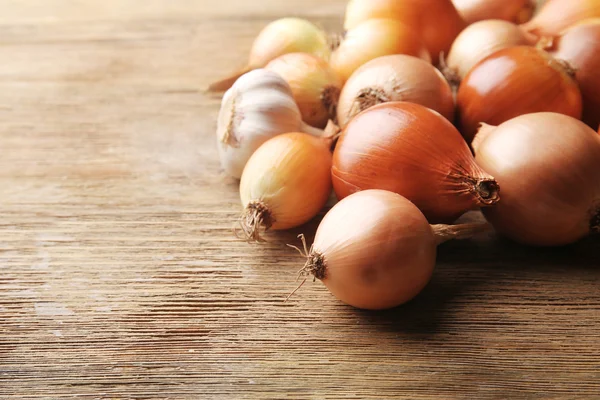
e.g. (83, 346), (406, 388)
(0, 1), (598, 398)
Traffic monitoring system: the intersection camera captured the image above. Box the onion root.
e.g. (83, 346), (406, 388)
(238, 200), (273, 242)
(349, 87), (390, 120)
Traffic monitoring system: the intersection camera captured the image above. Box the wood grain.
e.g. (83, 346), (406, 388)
(0, 1), (599, 398)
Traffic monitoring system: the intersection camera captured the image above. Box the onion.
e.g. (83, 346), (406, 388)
(443, 20), (537, 86)
(337, 55), (454, 128)
(290, 190), (490, 310)
(457, 46), (582, 142)
(208, 18), (331, 92)
(343, 0), (466, 64)
(265, 53), (342, 129)
(522, 0), (600, 36)
(239, 132), (333, 242)
(543, 19), (600, 131)
(332, 102), (500, 223)
(331, 19), (431, 83)
(473, 113), (600, 246)
(217, 69), (323, 179)
(452, 0), (536, 25)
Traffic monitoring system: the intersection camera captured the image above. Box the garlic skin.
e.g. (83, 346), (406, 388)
(216, 69), (321, 179)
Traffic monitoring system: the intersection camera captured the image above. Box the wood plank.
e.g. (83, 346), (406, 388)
(0, 0), (599, 398)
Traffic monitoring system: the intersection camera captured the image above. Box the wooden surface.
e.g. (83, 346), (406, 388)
(1, 1), (599, 398)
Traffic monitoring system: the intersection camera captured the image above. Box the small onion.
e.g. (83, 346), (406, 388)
(457, 46), (582, 142)
(543, 19), (600, 130)
(473, 113), (600, 246)
(217, 69), (323, 179)
(522, 0), (600, 36)
(443, 20), (537, 86)
(331, 19), (431, 83)
(452, 0), (536, 25)
(209, 18), (330, 92)
(239, 132), (332, 242)
(343, 0), (465, 64)
(332, 102), (500, 223)
(265, 53), (343, 129)
(337, 55), (454, 128)
(292, 190), (490, 310)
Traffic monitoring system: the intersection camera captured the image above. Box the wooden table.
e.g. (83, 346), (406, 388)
(1, 1), (599, 398)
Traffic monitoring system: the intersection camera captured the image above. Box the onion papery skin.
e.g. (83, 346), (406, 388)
(544, 20), (600, 131)
(522, 0), (600, 36)
(457, 46), (583, 143)
(452, 0), (536, 25)
(332, 102), (500, 223)
(331, 19), (431, 83)
(337, 55), (454, 128)
(474, 113), (600, 246)
(239, 132), (332, 241)
(343, 0), (466, 65)
(309, 190), (437, 310)
(444, 20), (537, 85)
(266, 53), (343, 129)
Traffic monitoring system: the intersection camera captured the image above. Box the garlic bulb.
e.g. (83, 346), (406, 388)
(216, 69), (323, 179)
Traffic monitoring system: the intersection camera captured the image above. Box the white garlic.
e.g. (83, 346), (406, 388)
(216, 69), (323, 179)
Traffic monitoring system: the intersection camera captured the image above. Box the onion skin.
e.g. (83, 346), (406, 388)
(452, 0), (536, 25)
(474, 113), (600, 246)
(331, 19), (431, 83)
(303, 190), (489, 310)
(457, 46), (583, 142)
(266, 53), (342, 129)
(522, 0), (600, 36)
(239, 132), (332, 241)
(332, 102), (500, 223)
(444, 20), (537, 85)
(344, 0), (466, 64)
(337, 55), (454, 127)
(543, 20), (600, 131)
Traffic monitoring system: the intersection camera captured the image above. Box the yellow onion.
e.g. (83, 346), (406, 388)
(239, 132), (333, 242)
(522, 0), (600, 36)
(290, 190), (490, 310)
(337, 55), (454, 127)
(265, 53), (342, 129)
(209, 18), (330, 92)
(473, 113), (600, 246)
(452, 0), (536, 24)
(343, 0), (466, 64)
(443, 20), (537, 86)
(331, 19), (431, 83)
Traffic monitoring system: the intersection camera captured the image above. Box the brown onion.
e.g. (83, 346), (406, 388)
(343, 0), (466, 64)
(473, 113), (600, 246)
(452, 0), (536, 25)
(292, 190), (491, 310)
(331, 19), (431, 83)
(457, 46), (582, 142)
(543, 19), (600, 131)
(522, 0), (600, 36)
(332, 102), (500, 223)
(337, 55), (454, 128)
(443, 20), (537, 86)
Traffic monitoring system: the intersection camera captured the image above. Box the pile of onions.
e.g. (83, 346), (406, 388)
(208, 18), (331, 92)
(337, 55), (454, 127)
(239, 132), (333, 241)
(473, 113), (600, 246)
(292, 190), (490, 310)
(457, 46), (583, 142)
(522, 0), (600, 36)
(266, 53), (343, 128)
(330, 18), (430, 83)
(443, 20), (537, 86)
(452, 0), (536, 25)
(332, 102), (500, 223)
(543, 19), (600, 130)
(343, 0), (465, 64)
